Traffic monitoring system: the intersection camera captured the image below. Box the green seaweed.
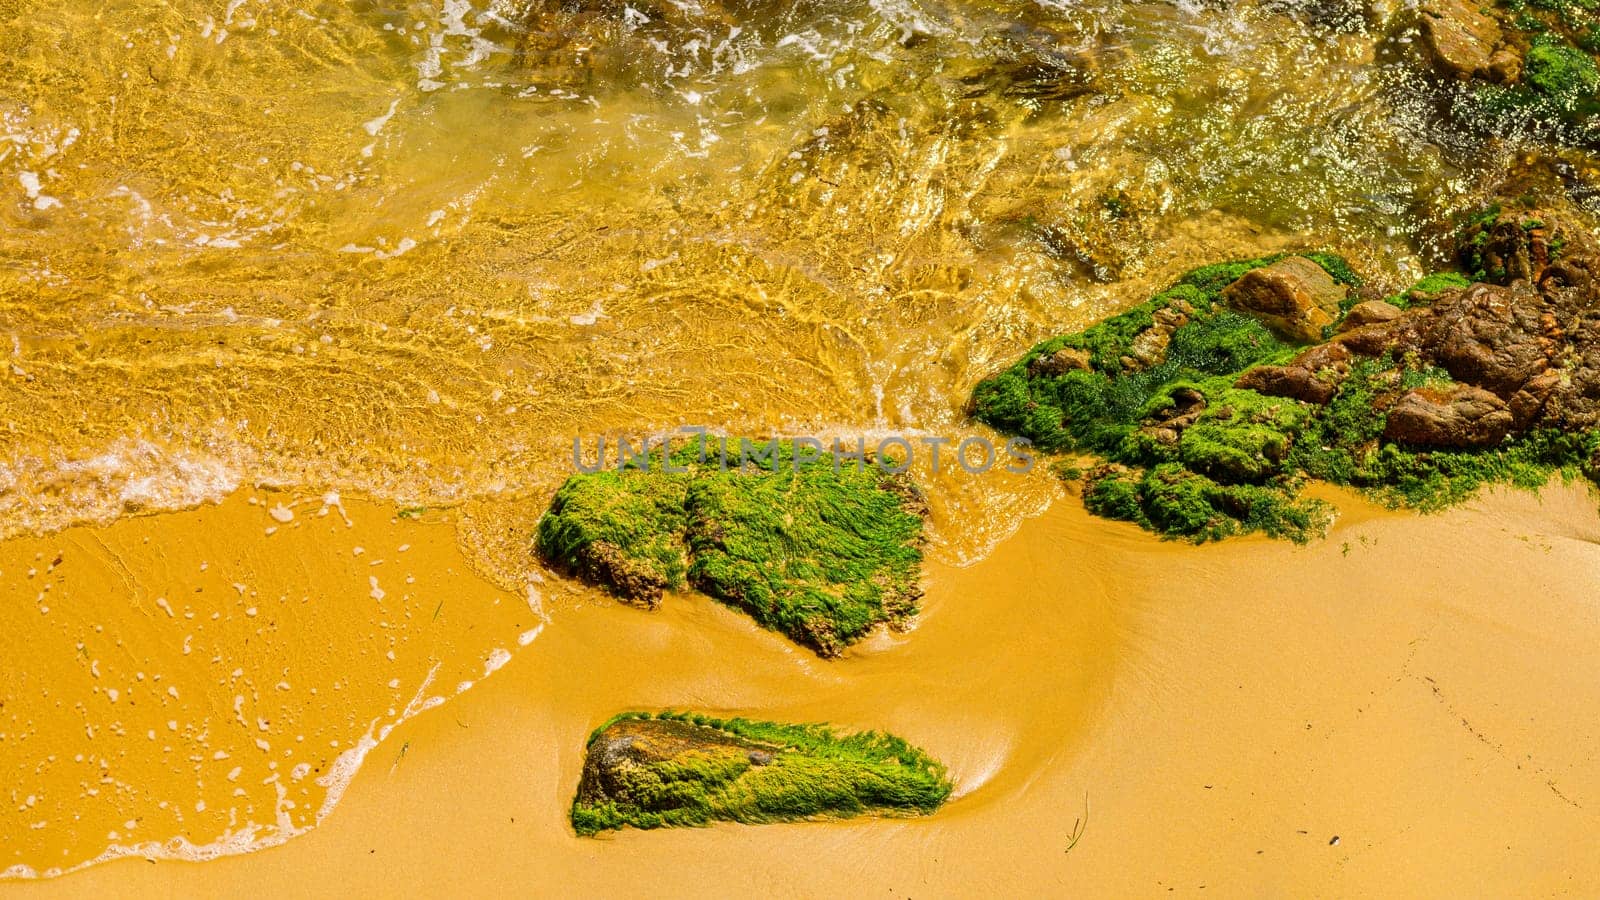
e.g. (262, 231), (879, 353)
(536, 439), (923, 656)
(1383, 272), (1472, 309)
(1526, 35), (1600, 105)
(570, 711), (952, 836)
(973, 258), (1600, 543)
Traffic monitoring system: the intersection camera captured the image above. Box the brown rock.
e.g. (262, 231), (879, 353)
(1383, 385), (1513, 448)
(1334, 318), (1409, 357)
(1509, 371), (1562, 427)
(1417, 0), (1503, 81)
(1223, 256), (1348, 343)
(1338, 299), (1404, 332)
(1487, 48), (1522, 84)
(1292, 341), (1355, 373)
(1028, 345), (1092, 377)
(1236, 340), (1355, 405)
(1420, 281), (1550, 397)
(1236, 365), (1340, 404)
(1128, 325), (1173, 367)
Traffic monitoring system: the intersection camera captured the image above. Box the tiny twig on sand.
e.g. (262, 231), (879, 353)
(1065, 792), (1089, 854)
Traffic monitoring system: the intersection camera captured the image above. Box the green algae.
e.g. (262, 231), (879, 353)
(1384, 272), (1473, 308)
(970, 253), (1351, 456)
(570, 711), (952, 836)
(972, 257), (1600, 543)
(536, 439), (923, 656)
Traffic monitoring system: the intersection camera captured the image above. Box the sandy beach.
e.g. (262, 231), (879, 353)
(8, 0), (1600, 892)
(7, 482), (1598, 896)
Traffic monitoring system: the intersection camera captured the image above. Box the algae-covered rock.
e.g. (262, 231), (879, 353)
(1458, 203), (1589, 285)
(536, 440), (924, 657)
(570, 712), (952, 836)
(971, 224), (1600, 541)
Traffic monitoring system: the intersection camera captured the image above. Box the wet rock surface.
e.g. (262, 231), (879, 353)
(536, 442), (925, 657)
(1384, 384), (1515, 447)
(1406, 0), (1600, 144)
(1417, 0), (1507, 82)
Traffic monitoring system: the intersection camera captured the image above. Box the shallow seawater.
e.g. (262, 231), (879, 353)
(0, 0), (1593, 877)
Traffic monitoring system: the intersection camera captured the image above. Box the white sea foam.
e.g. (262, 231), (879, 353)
(0, 439), (243, 541)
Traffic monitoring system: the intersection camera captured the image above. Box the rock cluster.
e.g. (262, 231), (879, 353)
(970, 204), (1600, 542)
(1244, 215), (1600, 448)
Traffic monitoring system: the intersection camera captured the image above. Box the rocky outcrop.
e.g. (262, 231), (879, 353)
(536, 440), (925, 657)
(1222, 255), (1349, 342)
(971, 208), (1600, 543)
(1383, 385), (1514, 447)
(571, 713), (952, 835)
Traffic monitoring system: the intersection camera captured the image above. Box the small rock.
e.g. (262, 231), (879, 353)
(1236, 364), (1340, 405)
(1417, 0), (1504, 81)
(1028, 346), (1092, 377)
(1128, 324), (1174, 367)
(1223, 256), (1348, 343)
(1338, 300), (1403, 332)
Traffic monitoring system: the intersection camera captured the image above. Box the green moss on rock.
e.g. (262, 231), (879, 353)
(1526, 35), (1600, 103)
(536, 440), (923, 657)
(570, 711), (952, 836)
(970, 252), (1345, 456)
(973, 249), (1600, 543)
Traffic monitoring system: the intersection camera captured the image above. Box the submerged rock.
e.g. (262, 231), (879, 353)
(1417, 0), (1506, 82)
(1405, 0), (1600, 145)
(971, 208), (1600, 541)
(571, 712), (952, 836)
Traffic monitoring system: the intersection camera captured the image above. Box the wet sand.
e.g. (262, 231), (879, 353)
(10, 483), (1600, 896)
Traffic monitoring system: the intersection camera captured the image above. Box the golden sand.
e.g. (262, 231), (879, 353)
(6, 482), (1599, 895)
(0, 492), (537, 877)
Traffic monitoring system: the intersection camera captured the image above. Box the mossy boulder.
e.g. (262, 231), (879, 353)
(571, 712), (952, 836)
(972, 227), (1600, 541)
(536, 439), (924, 657)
